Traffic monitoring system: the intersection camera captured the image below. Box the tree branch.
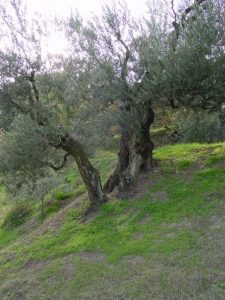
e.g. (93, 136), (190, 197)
(5, 92), (28, 114)
(172, 0), (207, 45)
(182, 0), (207, 22)
(168, 97), (179, 109)
(47, 153), (70, 171)
(26, 70), (40, 102)
(117, 32), (130, 80)
(171, 0), (178, 38)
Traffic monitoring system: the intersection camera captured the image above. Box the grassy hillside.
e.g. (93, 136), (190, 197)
(0, 143), (225, 299)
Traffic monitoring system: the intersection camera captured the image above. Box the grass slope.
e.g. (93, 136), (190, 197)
(0, 143), (225, 299)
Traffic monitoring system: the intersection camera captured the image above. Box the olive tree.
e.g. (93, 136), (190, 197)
(0, 0), (107, 209)
(66, 2), (157, 196)
(141, 0), (225, 119)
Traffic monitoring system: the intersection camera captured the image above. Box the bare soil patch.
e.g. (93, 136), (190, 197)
(132, 232), (144, 240)
(121, 255), (145, 265)
(204, 192), (225, 202)
(37, 193), (88, 234)
(76, 250), (106, 262)
(139, 214), (151, 225)
(23, 258), (51, 272)
(150, 190), (168, 202)
(126, 167), (164, 200)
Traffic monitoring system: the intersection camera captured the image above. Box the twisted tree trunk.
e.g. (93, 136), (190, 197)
(104, 128), (130, 193)
(60, 134), (107, 209)
(117, 106), (155, 195)
(104, 106), (155, 196)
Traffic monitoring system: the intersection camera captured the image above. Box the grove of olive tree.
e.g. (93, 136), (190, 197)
(0, 0), (224, 211)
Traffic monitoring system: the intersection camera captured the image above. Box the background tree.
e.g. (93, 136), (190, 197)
(141, 0), (225, 118)
(0, 0), (107, 209)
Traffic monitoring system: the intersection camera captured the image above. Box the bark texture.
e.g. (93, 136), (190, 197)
(104, 105), (155, 195)
(60, 134), (107, 208)
(104, 128), (130, 193)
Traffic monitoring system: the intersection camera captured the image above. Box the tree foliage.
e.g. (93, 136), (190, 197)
(0, 0), (108, 208)
(177, 109), (225, 143)
(142, 0), (225, 111)
(0, 0), (224, 208)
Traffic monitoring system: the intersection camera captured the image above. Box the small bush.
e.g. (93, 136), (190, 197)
(67, 208), (82, 221)
(54, 190), (74, 200)
(44, 201), (60, 215)
(177, 160), (193, 170)
(3, 201), (31, 228)
(74, 184), (86, 197)
(53, 184), (75, 201)
(177, 110), (225, 143)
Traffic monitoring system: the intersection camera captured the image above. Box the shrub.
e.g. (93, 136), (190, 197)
(54, 190), (74, 200)
(2, 201), (32, 228)
(177, 110), (225, 143)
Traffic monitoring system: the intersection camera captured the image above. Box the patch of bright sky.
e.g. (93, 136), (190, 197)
(25, 0), (150, 55)
(24, 0), (182, 55)
(26, 0), (149, 18)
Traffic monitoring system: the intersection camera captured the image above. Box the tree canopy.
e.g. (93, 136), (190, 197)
(0, 0), (224, 210)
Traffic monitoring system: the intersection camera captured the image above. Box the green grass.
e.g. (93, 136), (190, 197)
(0, 185), (8, 224)
(54, 190), (74, 201)
(29, 151), (117, 219)
(2, 202), (32, 229)
(151, 125), (176, 135)
(177, 159), (193, 169)
(154, 142), (225, 170)
(0, 228), (18, 249)
(151, 126), (168, 135)
(0, 142), (225, 299)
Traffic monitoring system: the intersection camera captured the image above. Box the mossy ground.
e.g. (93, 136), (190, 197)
(0, 143), (225, 299)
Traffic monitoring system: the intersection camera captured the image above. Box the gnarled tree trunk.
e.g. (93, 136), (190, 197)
(60, 134), (107, 209)
(117, 106), (155, 195)
(104, 128), (130, 193)
(132, 106), (155, 171)
(104, 105), (155, 196)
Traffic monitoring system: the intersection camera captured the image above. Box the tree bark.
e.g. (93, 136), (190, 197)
(104, 128), (130, 193)
(104, 105), (155, 195)
(132, 106), (155, 171)
(117, 106), (155, 195)
(60, 134), (107, 209)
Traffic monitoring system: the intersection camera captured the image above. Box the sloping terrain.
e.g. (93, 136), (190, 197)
(0, 143), (225, 300)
